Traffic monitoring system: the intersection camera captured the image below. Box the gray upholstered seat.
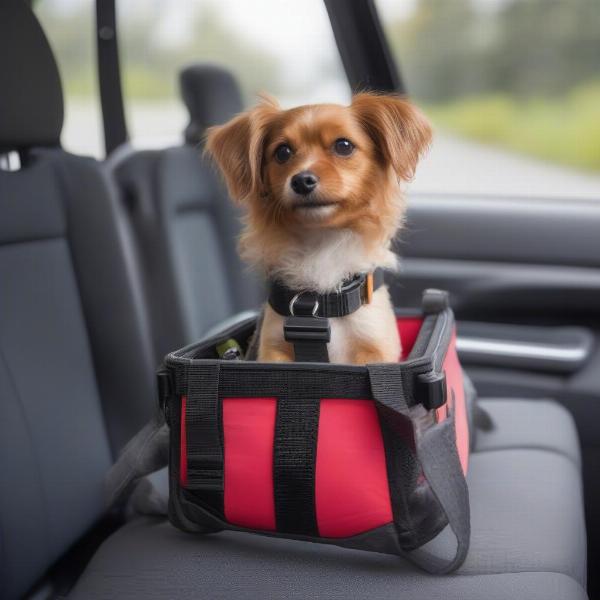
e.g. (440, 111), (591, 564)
(0, 2), (588, 599)
(0, 2), (155, 597)
(70, 446), (587, 599)
(477, 398), (581, 468)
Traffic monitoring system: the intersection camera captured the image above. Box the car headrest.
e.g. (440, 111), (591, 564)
(0, 0), (64, 153)
(179, 64), (244, 146)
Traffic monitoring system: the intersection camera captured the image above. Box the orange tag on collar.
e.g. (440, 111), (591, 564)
(365, 272), (374, 304)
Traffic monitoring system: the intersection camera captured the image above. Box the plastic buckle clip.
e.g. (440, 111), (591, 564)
(422, 289), (450, 314)
(156, 367), (174, 419)
(416, 371), (447, 411)
(284, 316), (331, 344)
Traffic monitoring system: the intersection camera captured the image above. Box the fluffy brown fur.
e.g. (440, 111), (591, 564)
(205, 92), (432, 364)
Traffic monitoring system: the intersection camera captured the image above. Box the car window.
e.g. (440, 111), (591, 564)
(35, 0), (104, 157)
(36, 0), (348, 157)
(376, 0), (600, 199)
(117, 0), (348, 150)
(35, 0), (349, 156)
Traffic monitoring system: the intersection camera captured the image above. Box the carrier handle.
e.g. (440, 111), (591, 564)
(106, 367), (177, 509)
(105, 409), (168, 509)
(408, 415), (470, 573)
(422, 288), (450, 314)
(368, 363), (470, 574)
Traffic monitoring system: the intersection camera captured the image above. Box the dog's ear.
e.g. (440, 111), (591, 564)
(204, 96), (280, 203)
(351, 93), (432, 180)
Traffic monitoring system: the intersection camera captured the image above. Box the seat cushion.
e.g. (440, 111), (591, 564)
(477, 399), (581, 468)
(71, 522), (587, 600)
(70, 448), (587, 599)
(464, 449), (586, 584)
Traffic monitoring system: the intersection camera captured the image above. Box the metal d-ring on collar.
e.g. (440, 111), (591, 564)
(289, 293), (320, 317)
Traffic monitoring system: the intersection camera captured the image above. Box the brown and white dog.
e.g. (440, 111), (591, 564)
(205, 93), (432, 365)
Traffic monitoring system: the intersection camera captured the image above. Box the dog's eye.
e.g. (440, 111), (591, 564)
(333, 138), (355, 157)
(274, 143), (293, 164)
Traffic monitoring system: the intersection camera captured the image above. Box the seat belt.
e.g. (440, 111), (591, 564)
(95, 0), (128, 155)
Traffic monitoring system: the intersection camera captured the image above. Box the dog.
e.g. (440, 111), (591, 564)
(205, 92), (432, 365)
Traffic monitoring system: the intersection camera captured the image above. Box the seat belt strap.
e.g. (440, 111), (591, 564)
(96, 0), (128, 154)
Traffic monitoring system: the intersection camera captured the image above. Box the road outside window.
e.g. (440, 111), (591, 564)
(377, 0), (600, 199)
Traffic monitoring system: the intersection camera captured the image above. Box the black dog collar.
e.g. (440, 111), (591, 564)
(268, 269), (385, 318)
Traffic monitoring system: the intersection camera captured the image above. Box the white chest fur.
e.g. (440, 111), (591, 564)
(258, 228), (401, 364)
(267, 229), (397, 294)
(321, 286), (399, 363)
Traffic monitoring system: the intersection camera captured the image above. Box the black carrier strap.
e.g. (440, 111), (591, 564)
(273, 375), (321, 536)
(411, 413), (470, 573)
(284, 315), (331, 363)
(367, 365), (422, 546)
(104, 410), (168, 509)
(368, 363), (470, 574)
(185, 363), (223, 512)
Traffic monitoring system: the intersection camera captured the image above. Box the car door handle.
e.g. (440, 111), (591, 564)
(456, 322), (593, 374)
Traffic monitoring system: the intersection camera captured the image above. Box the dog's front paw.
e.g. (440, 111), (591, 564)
(258, 346), (295, 363)
(351, 345), (400, 365)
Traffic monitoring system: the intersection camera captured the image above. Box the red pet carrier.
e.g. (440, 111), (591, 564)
(158, 289), (473, 573)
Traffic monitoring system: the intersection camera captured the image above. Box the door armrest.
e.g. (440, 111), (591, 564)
(457, 321), (593, 374)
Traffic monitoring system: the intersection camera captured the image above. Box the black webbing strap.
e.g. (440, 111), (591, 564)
(293, 341), (329, 362)
(368, 364), (470, 574)
(284, 316), (331, 363)
(273, 375), (320, 536)
(367, 365), (423, 547)
(96, 0), (128, 155)
(104, 409), (168, 509)
(185, 363), (223, 511)
(410, 413), (471, 573)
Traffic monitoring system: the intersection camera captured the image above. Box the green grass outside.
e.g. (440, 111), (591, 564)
(427, 81), (600, 173)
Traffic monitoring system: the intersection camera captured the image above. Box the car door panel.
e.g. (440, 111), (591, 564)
(390, 194), (600, 444)
(391, 192), (600, 592)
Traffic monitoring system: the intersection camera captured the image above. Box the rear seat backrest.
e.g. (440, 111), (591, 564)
(0, 2), (156, 597)
(113, 65), (263, 362)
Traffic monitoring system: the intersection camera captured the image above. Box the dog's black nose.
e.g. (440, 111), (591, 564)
(291, 171), (319, 195)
